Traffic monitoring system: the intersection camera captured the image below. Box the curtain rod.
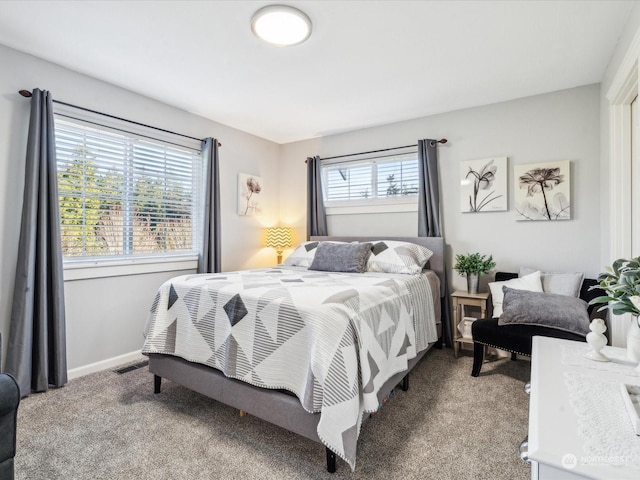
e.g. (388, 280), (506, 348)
(320, 140), (447, 161)
(19, 89), (221, 147)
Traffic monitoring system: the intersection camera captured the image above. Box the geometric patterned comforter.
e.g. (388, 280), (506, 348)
(142, 266), (439, 470)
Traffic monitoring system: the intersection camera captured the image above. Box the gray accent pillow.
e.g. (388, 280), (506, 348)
(309, 242), (372, 273)
(497, 286), (590, 336)
(284, 241), (345, 267)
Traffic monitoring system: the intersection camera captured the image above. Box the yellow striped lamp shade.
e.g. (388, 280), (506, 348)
(265, 227), (293, 249)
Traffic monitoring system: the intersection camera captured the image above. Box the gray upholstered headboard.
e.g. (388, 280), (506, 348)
(310, 236), (445, 298)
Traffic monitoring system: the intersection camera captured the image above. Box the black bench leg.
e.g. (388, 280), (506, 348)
(326, 447), (336, 473)
(471, 343), (485, 377)
(154, 375), (162, 394)
(401, 373), (410, 391)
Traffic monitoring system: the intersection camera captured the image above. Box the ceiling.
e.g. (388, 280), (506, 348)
(0, 1), (635, 144)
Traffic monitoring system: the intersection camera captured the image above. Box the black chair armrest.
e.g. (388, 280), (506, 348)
(0, 373), (20, 470)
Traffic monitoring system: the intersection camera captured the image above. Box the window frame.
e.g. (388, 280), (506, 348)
(53, 104), (204, 273)
(321, 151), (420, 215)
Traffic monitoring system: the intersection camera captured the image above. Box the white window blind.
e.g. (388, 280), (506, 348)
(54, 117), (203, 260)
(322, 153), (419, 204)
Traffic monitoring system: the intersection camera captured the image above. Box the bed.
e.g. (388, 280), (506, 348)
(142, 236), (445, 472)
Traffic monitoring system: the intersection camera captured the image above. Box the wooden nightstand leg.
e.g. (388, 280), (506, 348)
(453, 301), (460, 358)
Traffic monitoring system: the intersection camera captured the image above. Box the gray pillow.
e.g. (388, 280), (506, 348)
(497, 286), (590, 336)
(309, 242), (372, 273)
(519, 267), (584, 297)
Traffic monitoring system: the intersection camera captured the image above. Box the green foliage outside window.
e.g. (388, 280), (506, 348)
(57, 146), (195, 258)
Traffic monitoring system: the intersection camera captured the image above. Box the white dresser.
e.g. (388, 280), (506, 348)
(529, 336), (640, 480)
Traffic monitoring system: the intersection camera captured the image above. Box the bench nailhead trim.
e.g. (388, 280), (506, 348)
(473, 341), (532, 357)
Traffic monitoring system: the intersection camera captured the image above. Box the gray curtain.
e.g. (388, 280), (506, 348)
(418, 139), (441, 237)
(7, 89), (67, 396)
(307, 155), (327, 238)
(198, 138), (221, 273)
(417, 139), (452, 347)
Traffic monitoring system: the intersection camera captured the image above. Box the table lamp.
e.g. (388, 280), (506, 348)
(265, 227), (293, 264)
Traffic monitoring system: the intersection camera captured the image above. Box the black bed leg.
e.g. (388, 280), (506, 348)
(154, 375), (162, 394)
(401, 373), (410, 391)
(326, 447), (336, 473)
(471, 343), (485, 377)
(511, 352), (517, 361)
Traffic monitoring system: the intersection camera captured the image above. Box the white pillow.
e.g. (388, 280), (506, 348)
(366, 240), (433, 275)
(283, 241), (322, 267)
(489, 270), (543, 317)
(519, 267), (584, 297)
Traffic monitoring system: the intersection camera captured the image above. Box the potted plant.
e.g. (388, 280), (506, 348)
(454, 252), (496, 294)
(589, 257), (640, 362)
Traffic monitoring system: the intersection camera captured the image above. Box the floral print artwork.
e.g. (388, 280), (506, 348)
(238, 173), (263, 216)
(514, 160), (570, 221)
(459, 157), (507, 212)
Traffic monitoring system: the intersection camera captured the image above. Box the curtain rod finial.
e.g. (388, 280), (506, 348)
(438, 138), (447, 144)
(19, 90), (32, 98)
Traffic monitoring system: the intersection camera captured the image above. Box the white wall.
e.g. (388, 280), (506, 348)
(598, 4), (640, 346)
(0, 44), (281, 370)
(600, 4), (640, 265)
(280, 85), (601, 293)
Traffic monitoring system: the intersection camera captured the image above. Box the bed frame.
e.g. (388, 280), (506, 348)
(148, 236), (445, 472)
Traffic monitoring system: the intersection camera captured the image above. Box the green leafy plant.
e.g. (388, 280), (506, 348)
(589, 257), (640, 327)
(453, 252), (496, 276)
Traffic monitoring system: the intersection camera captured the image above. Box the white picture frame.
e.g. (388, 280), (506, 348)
(460, 157), (508, 213)
(513, 160), (571, 221)
(237, 173), (263, 216)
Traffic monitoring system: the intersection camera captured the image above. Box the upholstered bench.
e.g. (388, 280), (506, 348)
(470, 272), (603, 377)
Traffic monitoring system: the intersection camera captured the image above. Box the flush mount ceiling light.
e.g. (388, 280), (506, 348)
(251, 5), (312, 46)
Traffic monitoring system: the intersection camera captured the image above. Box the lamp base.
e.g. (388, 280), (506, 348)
(277, 250), (283, 264)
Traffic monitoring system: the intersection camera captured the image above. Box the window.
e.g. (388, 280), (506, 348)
(322, 153), (419, 205)
(54, 117), (203, 261)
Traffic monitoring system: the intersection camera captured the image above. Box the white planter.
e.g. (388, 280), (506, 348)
(627, 315), (640, 362)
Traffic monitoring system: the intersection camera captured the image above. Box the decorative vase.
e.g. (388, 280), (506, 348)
(585, 318), (610, 362)
(627, 315), (640, 363)
(467, 273), (479, 294)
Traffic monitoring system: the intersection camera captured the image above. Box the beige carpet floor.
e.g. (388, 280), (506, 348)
(14, 348), (531, 480)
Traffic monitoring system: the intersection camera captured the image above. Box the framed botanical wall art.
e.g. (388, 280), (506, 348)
(459, 157), (507, 213)
(238, 173), (263, 216)
(513, 160), (570, 221)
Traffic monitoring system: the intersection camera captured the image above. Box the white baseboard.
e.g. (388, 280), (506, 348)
(68, 350), (145, 380)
